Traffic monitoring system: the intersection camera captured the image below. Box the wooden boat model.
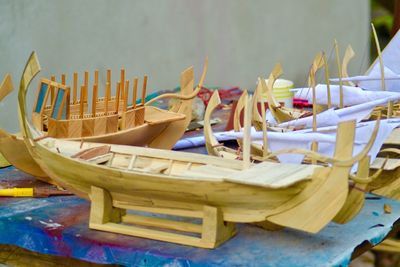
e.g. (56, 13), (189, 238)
(18, 52), (379, 248)
(0, 56), (207, 182)
(0, 74), (49, 180)
(31, 59), (207, 149)
(252, 63), (312, 127)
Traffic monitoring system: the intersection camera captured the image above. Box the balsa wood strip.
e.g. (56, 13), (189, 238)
(0, 74), (14, 102)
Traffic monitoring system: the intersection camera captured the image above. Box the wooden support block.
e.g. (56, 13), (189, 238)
(106, 115), (119, 134)
(134, 106), (145, 126)
(88, 186), (236, 249)
(201, 206), (236, 247)
(82, 117), (95, 137)
(89, 186), (122, 225)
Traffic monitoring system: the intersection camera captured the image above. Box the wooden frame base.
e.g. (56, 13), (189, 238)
(89, 186), (236, 248)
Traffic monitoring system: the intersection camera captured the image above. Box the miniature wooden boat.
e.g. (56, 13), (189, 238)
(252, 63), (311, 126)
(30, 60), (207, 149)
(18, 52), (376, 248)
(0, 74), (49, 180)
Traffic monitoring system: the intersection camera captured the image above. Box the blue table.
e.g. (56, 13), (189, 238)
(0, 166), (399, 266)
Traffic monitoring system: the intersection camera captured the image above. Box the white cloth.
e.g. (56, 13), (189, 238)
(294, 84), (400, 107)
(330, 31), (400, 91)
(278, 97), (395, 129)
(174, 119), (400, 173)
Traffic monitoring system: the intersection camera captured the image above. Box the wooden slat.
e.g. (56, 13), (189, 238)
(121, 214), (202, 233)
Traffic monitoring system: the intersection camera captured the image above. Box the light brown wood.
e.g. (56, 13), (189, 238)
(115, 82), (120, 114)
(0, 74), (14, 101)
(132, 77), (138, 109)
(333, 156), (370, 224)
(73, 72), (78, 104)
(79, 85), (85, 119)
(371, 23), (385, 91)
(17, 53), (380, 247)
(84, 71), (89, 103)
(92, 83), (98, 117)
(141, 75), (147, 105)
(341, 45), (355, 86)
(334, 39), (344, 108)
(323, 52), (332, 108)
(120, 68), (125, 99)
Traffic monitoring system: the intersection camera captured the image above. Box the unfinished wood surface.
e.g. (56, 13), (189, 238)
(0, 73), (14, 101)
(334, 39), (344, 108)
(341, 45), (355, 86)
(17, 52), (376, 247)
(0, 129), (49, 181)
(333, 156), (370, 224)
(89, 185), (236, 248)
(265, 120), (356, 233)
(148, 59), (207, 149)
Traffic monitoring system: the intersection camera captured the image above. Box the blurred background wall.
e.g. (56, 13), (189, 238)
(0, 0), (369, 132)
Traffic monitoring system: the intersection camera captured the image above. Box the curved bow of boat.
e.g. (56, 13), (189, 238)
(147, 58), (208, 149)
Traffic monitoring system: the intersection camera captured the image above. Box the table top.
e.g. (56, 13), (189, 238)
(0, 165), (399, 267)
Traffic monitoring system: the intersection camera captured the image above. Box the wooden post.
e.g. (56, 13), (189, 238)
(92, 83), (98, 117)
(61, 74), (66, 85)
(115, 82), (121, 114)
(66, 87), (70, 119)
(73, 72), (78, 104)
(141, 75), (148, 105)
(50, 75), (56, 103)
(84, 71), (89, 103)
(261, 98), (268, 157)
(334, 39), (343, 108)
(120, 68), (125, 99)
(80, 85), (85, 119)
(371, 23), (385, 91)
(132, 77), (138, 109)
(323, 52), (331, 109)
(94, 69), (99, 86)
(105, 82), (110, 114)
(107, 69), (111, 95)
(242, 94), (252, 169)
(124, 80), (129, 112)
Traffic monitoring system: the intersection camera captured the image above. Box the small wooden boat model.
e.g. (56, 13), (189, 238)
(252, 63), (312, 127)
(0, 74), (49, 180)
(17, 52), (379, 248)
(30, 59), (207, 149)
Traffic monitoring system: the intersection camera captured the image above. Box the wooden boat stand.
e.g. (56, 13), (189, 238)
(89, 186), (236, 248)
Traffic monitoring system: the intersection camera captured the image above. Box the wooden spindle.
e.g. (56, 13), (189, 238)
(132, 77), (138, 109)
(141, 75), (148, 105)
(50, 75), (56, 103)
(92, 83), (98, 117)
(107, 69), (111, 85)
(105, 82), (110, 114)
(65, 85), (71, 119)
(124, 80), (129, 112)
(73, 72), (78, 104)
(61, 74), (66, 85)
(84, 71), (89, 103)
(115, 82), (121, 114)
(94, 69), (99, 86)
(79, 85), (85, 119)
(120, 68), (125, 99)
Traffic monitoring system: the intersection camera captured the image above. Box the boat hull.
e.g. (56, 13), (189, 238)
(31, 142), (310, 223)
